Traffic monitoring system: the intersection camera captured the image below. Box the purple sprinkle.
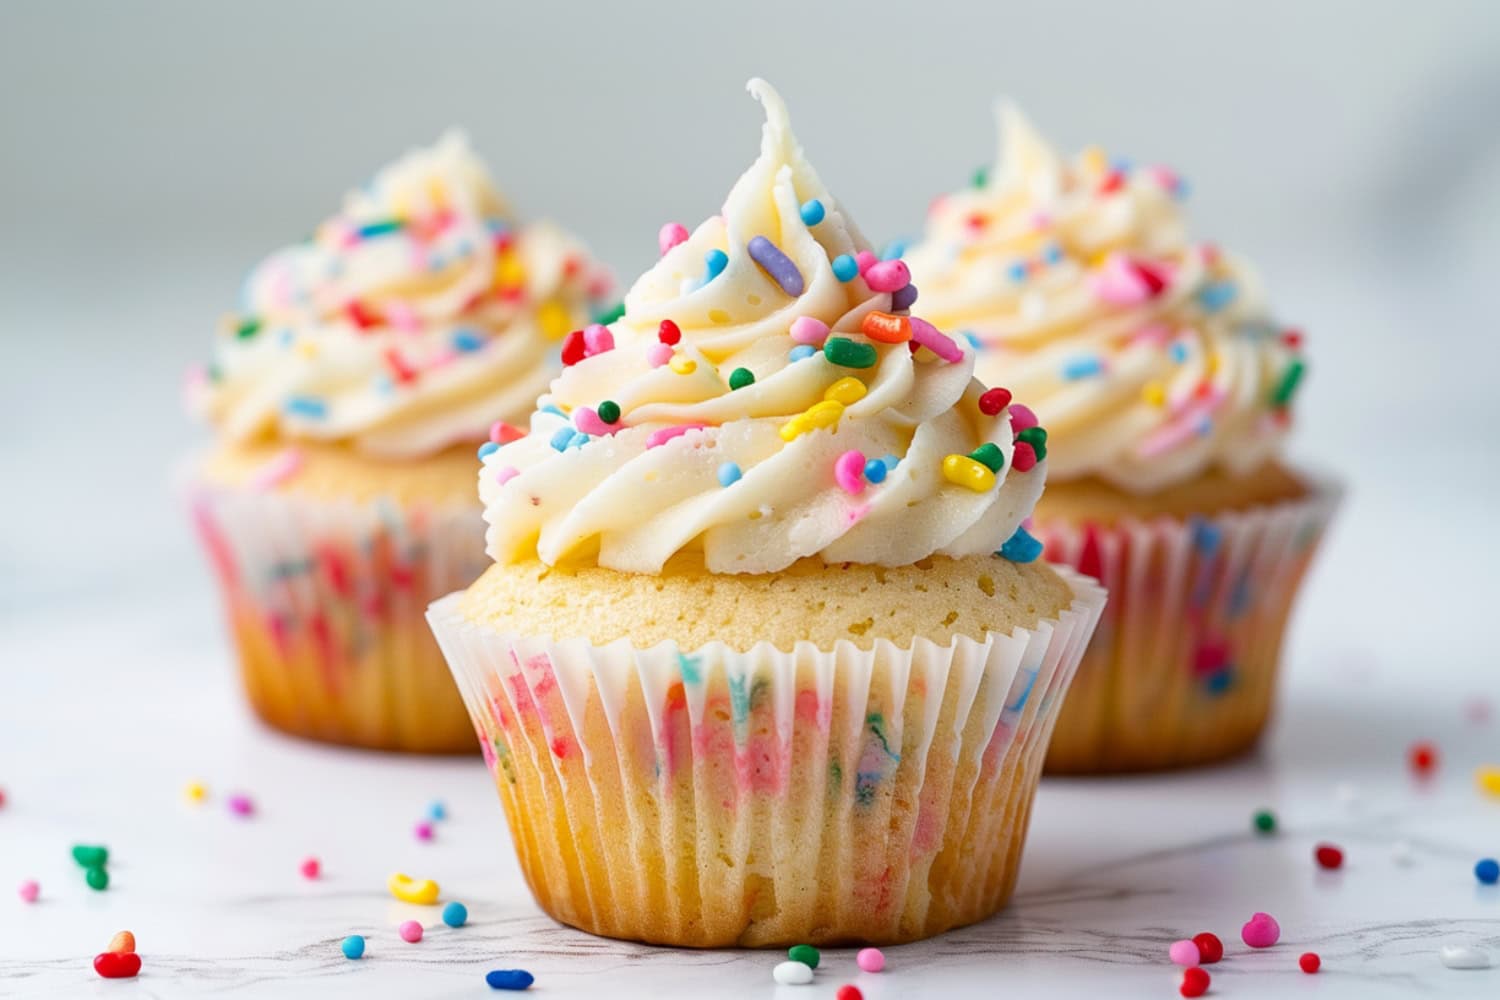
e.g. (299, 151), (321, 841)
(747, 236), (804, 296)
(890, 283), (919, 311)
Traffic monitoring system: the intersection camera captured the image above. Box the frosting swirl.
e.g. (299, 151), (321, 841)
(192, 132), (611, 458)
(480, 81), (1046, 575)
(907, 104), (1306, 493)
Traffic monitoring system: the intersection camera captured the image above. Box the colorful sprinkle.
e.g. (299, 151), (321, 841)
(860, 311), (911, 344)
(486, 969), (535, 990)
(789, 344), (817, 362)
(824, 337), (878, 369)
(1476, 858), (1499, 884)
(788, 944), (820, 969)
(856, 947), (884, 972)
(341, 935), (365, 960)
(863, 459), (887, 484)
(1198, 280), (1238, 312)
(863, 260), (910, 293)
(1253, 809), (1277, 834)
(647, 342), (674, 367)
(728, 367), (755, 390)
(593, 301), (626, 325)
(831, 254), (859, 282)
(72, 845), (109, 868)
(93, 952), (141, 979)
(968, 442), (1004, 473)
(228, 794), (255, 816)
(703, 249), (729, 284)
(442, 901), (469, 927)
(1241, 912), (1281, 948)
(658, 319), (682, 345)
(388, 872), (440, 905)
(789, 316), (830, 345)
(748, 236), (804, 296)
(549, 426), (576, 451)
(780, 400), (844, 441)
(772, 961), (814, 985)
(999, 526), (1043, 563)
(478, 441), (500, 460)
(1272, 359), (1305, 407)
(1440, 945), (1491, 970)
(1169, 940), (1201, 967)
(669, 356), (697, 375)
(234, 316), (262, 340)
(836, 986), (862, 1000)
(978, 387), (1012, 416)
(834, 451), (866, 495)
(1011, 442), (1038, 472)
(596, 400), (621, 425)
(1315, 843), (1344, 870)
(942, 454), (995, 493)
(86, 867), (109, 891)
(1477, 765), (1500, 798)
(717, 462), (742, 487)
(1016, 426), (1048, 461)
(890, 283), (919, 311)
(415, 821), (435, 842)
(645, 424), (704, 449)
(490, 421), (525, 445)
(17, 880), (39, 903)
(799, 200), (825, 226)
(107, 931), (135, 955)
(1409, 740), (1439, 775)
(824, 377), (867, 406)
(1193, 933), (1224, 964)
(1062, 356), (1105, 380)
(909, 316), (964, 362)
(399, 920), (424, 943)
(658, 222), (689, 255)
(1179, 967), (1210, 998)
(284, 396), (327, 419)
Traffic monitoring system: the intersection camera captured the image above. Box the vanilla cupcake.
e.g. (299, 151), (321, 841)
(907, 106), (1337, 772)
(428, 81), (1105, 946)
(187, 133), (610, 752)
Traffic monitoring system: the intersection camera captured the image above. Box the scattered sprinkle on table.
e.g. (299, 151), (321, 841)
(428, 800), (447, 821)
(415, 821), (435, 841)
(17, 879), (39, 903)
(399, 920), (423, 943)
(486, 969), (534, 990)
(856, 947), (884, 972)
(72, 844), (108, 868)
(388, 872), (439, 904)
(1440, 944), (1490, 970)
(300, 857), (320, 879)
(835, 986), (862, 1000)
(1475, 858), (1499, 884)
(1252, 808), (1276, 834)
(227, 793), (255, 817)
(1192, 933), (1223, 964)
(1179, 966), (1210, 998)
(1241, 911), (1280, 948)
(341, 935), (365, 960)
(1315, 843), (1345, 870)
(442, 901), (468, 927)
(107, 931), (135, 954)
(93, 951), (141, 979)
(1299, 952), (1321, 973)
(1408, 740), (1439, 775)
(1169, 939), (1200, 966)
(184, 780), (208, 803)
(787, 944), (819, 969)
(772, 960), (814, 985)
(86, 867), (109, 891)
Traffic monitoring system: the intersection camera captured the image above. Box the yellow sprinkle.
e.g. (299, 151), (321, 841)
(1081, 145), (1108, 176)
(183, 781), (208, 804)
(426, 177), (448, 212)
(1206, 353), (1220, 375)
(824, 377), (867, 406)
(1142, 382), (1166, 407)
(669, 356), (697, 375)
(1477, 765), (1500, 799)
(942, 454), (996, 492)
(388, 872), (440, 905)
(297, 341), (319, 360)
(537, 300), (572, 340)
(494, 251), (526, 289)
(779, 399), (844, 441)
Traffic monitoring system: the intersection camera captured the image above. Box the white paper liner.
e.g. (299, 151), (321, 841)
(427, 566), (1105, 946)
(1038, 474), (1340, 772)
(188, 468), (488, 752)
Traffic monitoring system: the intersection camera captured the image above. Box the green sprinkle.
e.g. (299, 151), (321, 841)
(788, 944), (820, 969)
(357, 219), (403, 239)
(823, 337), (878, 369)
(1016, 426), (1048, 461)
(972, 164), (989, 189)
(235, 317), (262, 340)
(593, 301), (626, 325)
(728, 367), (755, 390)
(85, 866), (110, 891)
(1253, 809), (1276, 834)
(72, 844), (108, 868)
(596, 400), (621, 424)
(1271, 359), (1305, 407)
(968, 442), (1005, 473)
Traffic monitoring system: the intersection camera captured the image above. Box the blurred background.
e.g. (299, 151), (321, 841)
(2, 0), (1497, 675)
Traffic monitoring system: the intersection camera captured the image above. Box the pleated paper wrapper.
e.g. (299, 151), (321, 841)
(1038, 477), (1340, 773)
(428, 567), (1105, 947)
(189, 474), (488, 753)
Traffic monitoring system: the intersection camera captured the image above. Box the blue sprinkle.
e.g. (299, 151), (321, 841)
(717, 462), (742, 487)
(998, 526), (1043, 563)
(1174, 177), (1192, 200)
(540, 404), (567, 418)
(373, 375), (394, 395)
(1198, 281), (1237, 313)
(1169, 342), (1189, 363)
(864, 459), (887, 484)
(789, 344), (816, 362)
(1205, 668), (1235, 695)
(486, 219), (510, 236)
(963, 331), (984, 351)
(799, 199), (825, 226)
(453, 330), (484, 352)
(890, 283), (919, 311)
(882, 454), (901, 472)
(703, 249), (729, 284)
(1062, 356), (1104, 380)
(831, 254), (859, 282)
(567, 431), (589, 450)
(428, 800), (447, 821)
(278, 328), (295, 347)
(1111, 157), (1134, 174)
(477, 441), (500, 460)
(1007, 260), (1029, 283)
(1192, 518), (1221, 555)
(284, 396), (327, 419)
(880, 238), (908, 261)
(1043, 243), (1065, 265)
(549, 426), (575, 451)
(341, 935), (365, 960)
(1476, 858), (1499, 885)
(485, 969), (534, 991)
(442, 901), (469, 927)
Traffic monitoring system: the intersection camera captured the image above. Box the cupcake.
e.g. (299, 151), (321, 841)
(907, 106), (1337, 773)
(187, 133), (611, 752)
(427, 80), (1105, 946)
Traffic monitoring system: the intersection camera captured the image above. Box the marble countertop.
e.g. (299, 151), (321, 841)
(3, 543), (1498, 1000)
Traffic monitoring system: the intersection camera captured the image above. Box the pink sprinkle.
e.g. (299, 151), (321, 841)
(249, 448), (303, 492)
(646, 343), (674, 368)
(1241, 912), (1281, 949)
(489, 421), (525, 445)
(834, 450), (866, 495)
(645, 424), (704, 449)
(1009, 404), (1039, 432)
(573, 407), (614, 437)
(399, 920), (424, 943)
(1128, 322), (1172, 348)
(1151, 165), (1181, 192)
(1029, 211), (1053, 231)
(385, 301), (420, 333)
(658, 222), (690, 256)
(227, 793), (254, 817)
(17, 879), (39, 903)
(1090, 252), (1165, 305)
(864, 259), (910, 293)
(494, 466), (519, 486)
(1169, 939), (1201, 967)
(583, 323), (614, 354)
(909, 316), (964, 363)
(299, 857), (320, 880)
(1012, 441), (1038, 472)
(856, 948), (884, 973)
(789, 316), (831, 345)
(415, 821), (434, 842)
(854, 250), (878, 275)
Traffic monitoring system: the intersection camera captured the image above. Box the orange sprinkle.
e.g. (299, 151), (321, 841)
(860, 311), (912, 344)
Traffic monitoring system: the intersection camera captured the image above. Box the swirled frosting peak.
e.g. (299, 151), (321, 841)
(907, 103), (1307, 494)
(479, 80), (1048, 575)
(191, 132), (612, 458)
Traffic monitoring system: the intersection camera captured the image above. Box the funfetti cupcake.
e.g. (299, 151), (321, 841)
(186, 133), (611, 753)
(907, 105), (1338, 773)
(427, 80), (1106, 947)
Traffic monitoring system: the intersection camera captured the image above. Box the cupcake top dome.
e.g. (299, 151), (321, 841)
(191, 132), (611, 458)
(480, 80), (1048, 575)
(906, 104), (1306, 494)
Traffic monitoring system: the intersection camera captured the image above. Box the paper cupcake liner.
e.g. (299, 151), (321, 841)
(427, 567), (1105, 947)
(189, 472), (488, 753)
(1037, 476), (1340, 773)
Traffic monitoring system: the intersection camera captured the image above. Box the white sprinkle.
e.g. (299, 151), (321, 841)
(1440, 944), (1491, 970)
(772, 961), (814, 985)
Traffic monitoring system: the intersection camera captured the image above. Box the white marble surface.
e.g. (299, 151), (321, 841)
(2, 513), (1498, 999)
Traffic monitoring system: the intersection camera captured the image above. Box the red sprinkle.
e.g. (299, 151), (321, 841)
(560, 329), (588, 366)
(346, 300), (381, 330)
(965, 212), (988, 231)
(383, 347), (418, 385)
(1315, 843), (1344, 870)
(1408, 740), (1439, 775)
(1192, 932), (1224, 964)
(1280, 328), (1304, 349)
(300, 857), (320, 880)
(94, 952), (142, 979)
(1098, 170), (1126, 195)
(836, 987), (863, 1000)
(1011, 441), (1038, 472)
(1299, 952), (1321, 974)
(1179, 966), (1210, 998)
(658, 319), (682, 345)
(978, 387), (1013, 416)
